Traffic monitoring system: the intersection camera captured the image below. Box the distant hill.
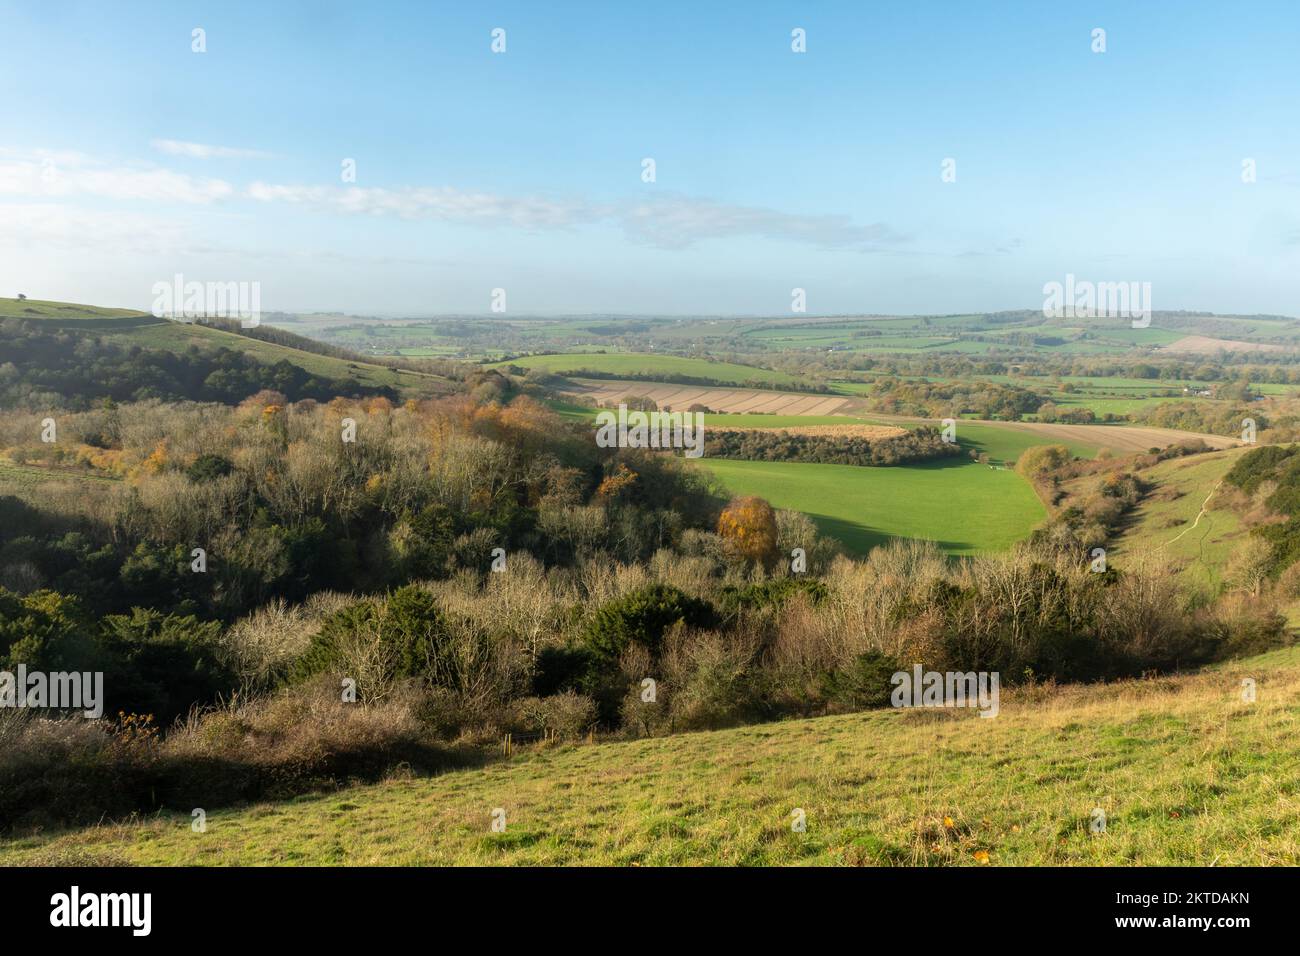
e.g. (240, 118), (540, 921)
(0, 297), (452, 400)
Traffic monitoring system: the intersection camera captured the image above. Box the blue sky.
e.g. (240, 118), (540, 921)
(2, 0), (1298, 316)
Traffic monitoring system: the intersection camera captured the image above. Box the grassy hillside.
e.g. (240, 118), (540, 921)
(0, 297), (449, 399)
(5, 646), (1294, 866)
(0, 297), (151, 326)
(1106, 446), (1253, 592)
(0, 458), (121, 485)
(701, 457), (1046, 556)
(491, 352), (801, 387)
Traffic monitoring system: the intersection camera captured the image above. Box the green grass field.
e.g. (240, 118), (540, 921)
(1049, 394), (1189, 416)
(956, 423), (1099, 463)
(490, 352), (800, 387)
(832, 374), (1295, 413)
(5, 646), (1294, 866)
(701, 457), (1046, 556)
(544, 403), (1073, 555)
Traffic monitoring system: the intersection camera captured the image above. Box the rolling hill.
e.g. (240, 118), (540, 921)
(0, 297), (451, 399)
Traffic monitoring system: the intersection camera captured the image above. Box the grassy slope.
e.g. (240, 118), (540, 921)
(0, 297), (146, 324)
(489, 352), (800, 387)
(1, 297), (449, 399)
(701, 457), (1046, 556)
(1106, 447), (1253, 592)
(5, 646), (1295, 866)
(0, 459), (120, 484)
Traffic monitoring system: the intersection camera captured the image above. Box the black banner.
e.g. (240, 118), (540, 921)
(0, 866), (1275, 941)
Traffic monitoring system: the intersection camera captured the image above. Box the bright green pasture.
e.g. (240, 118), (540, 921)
(489, 352), (798, 386)
(701, 458), (1046, 556)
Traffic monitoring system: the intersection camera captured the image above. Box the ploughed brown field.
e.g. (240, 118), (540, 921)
(1161, 334), (1286, 354)
(566, 378), (854, 415)
(564, 378), (1241, 453)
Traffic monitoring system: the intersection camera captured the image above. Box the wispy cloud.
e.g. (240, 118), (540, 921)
(246, 182), (903, 251)
(0, 145), (904, 251)
(245, 182), (585, 228)
(615, 193), (902, 250)
(150, 139), (274, 160)
(0, 149), (233, 203)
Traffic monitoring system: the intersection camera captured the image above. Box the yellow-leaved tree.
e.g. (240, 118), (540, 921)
(717, 495), (779, 565)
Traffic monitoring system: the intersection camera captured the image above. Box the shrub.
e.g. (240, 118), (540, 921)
(0, 587), (102, 672)
(1202, 594), (1290, 661)
(667, 633), (762, 731)
(1276, 560), (1300, 599)
(1016, 445), (1071, 479)
(294, 586), (451, 697)
(820, 651), (902, 712)
(513, 691), (597, 740)
(582, 584), (715, 661)
(719, 576), (827, 617)
(186, 453), (234, 483)
(100, 607), (228, 724)
(532, 644), (594, 696)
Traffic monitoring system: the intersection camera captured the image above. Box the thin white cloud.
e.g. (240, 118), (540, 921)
(0, 201), (450, 270)
(151, 139), (274, 160)
(0, 145), (903, 251)
(246, 182), (903, 251)
(616, 193), (902, 250)
(246, 182), (586, 227)
(0, 150), (233, 204)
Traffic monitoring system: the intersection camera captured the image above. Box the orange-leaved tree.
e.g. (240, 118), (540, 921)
(717, 495), (779, 565)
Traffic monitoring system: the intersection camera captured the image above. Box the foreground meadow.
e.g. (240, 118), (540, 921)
(5, 647), (1296, 867)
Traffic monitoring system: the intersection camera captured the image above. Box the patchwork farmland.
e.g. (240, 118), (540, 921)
(565, 377), (854, 415)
